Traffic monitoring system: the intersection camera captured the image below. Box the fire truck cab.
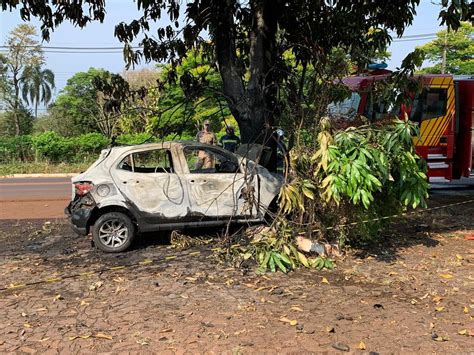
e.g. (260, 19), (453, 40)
(329, 72), (474, 182)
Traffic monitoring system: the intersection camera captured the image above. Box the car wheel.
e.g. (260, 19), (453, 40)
(92, 212), (135, 252)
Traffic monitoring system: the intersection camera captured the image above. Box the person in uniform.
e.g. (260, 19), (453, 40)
(275, 129), (287, 175)
(219, 125), (241, 153)
(195, 119), (217, 169)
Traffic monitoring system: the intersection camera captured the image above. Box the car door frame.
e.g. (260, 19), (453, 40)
(109, 143), (190, 225)
(177, 144), (259, 221)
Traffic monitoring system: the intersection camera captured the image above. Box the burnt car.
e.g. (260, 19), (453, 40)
(66, 141), (283, 252)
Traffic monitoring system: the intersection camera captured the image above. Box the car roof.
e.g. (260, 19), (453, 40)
(107, 141), (235, 157)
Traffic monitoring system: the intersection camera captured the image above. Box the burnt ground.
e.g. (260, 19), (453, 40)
(0, 189), (473, 353)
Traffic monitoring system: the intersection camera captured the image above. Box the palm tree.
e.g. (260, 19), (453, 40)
(20, 66), (55, 117)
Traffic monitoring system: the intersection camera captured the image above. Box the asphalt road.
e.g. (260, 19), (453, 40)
(0, 177), (72, 220)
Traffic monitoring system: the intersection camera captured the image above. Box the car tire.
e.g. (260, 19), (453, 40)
(92, 212), (135, 253)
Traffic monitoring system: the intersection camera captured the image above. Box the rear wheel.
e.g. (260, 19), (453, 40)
(92, 212), (135, 252)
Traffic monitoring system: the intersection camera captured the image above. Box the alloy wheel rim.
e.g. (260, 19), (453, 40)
(98, 219), (128, 248)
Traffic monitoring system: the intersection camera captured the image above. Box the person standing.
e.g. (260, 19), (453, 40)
(195, 119), (217, 169)
(219, 125), (241, 153)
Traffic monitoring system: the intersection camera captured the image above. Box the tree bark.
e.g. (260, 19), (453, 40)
(12, 71), (21, 136)
(213, 0), (280, 170)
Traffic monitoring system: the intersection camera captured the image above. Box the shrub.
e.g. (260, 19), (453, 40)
(31, 131), (74, 163)
(73, 133), (110, 159)
(115, 133), (154, 145)
(279, 117), (429, 245)
(0, 135), (34, 163)
(239, 117), (429, 273)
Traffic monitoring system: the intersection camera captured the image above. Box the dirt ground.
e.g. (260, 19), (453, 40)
(0, 189), (473, 353)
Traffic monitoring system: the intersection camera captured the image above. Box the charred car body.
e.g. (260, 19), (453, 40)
(66, 141), (283, 252)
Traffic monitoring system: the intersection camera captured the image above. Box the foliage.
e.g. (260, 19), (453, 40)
(0, 24), (45, 135)
(93, 71), (132, 139)
(114, 133), (155, 145)
(0, 132), (197, 166)
(0, 132), (109, 164)
(0, 133), (33, 163)
(0, 107), (34, 137)
(49, 68), (108, 136)
(279, 117), (429, 246)
(73, 133), (110, 156)
(119, 69), (161, 135)
(33, 108), (78, 136)
(149, 51), (233, 138)
(4, 0), (469, 146)
(417, 22), (474, 75)
(231, 50), (429, 273)
(233, 222), (334, 273)
(0, 161), (92, 176)
(20, 65), (55, 117)
(30, 131), (75, 163)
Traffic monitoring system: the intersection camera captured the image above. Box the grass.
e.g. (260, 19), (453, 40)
(0, 161), (94, 176)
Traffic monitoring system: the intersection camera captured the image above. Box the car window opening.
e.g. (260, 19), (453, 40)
(184, 147), (240, 174)
(118, 149), (174, 173)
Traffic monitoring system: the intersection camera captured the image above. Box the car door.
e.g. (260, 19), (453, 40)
(181, 145), (258, 219)
(110, 147), (189, 221)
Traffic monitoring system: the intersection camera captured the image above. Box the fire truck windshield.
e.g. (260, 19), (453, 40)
(327, 92), (361, 119)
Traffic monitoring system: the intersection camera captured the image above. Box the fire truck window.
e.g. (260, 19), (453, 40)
(422, 88), (447, 119)
(364, 93), (397, 121)
(327, 92), (361, 119)
(410, 96), (423, 123)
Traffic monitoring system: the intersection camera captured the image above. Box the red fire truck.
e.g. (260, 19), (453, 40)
(329, 72), (474, 182)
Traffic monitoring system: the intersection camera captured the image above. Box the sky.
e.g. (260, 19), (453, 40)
(0, 0), (445, 97)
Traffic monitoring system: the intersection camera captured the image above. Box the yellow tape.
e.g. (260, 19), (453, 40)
(8, 283), (26, 289)
(45, 277), (62, 283)
(165, 255), (177, 260)
(110, 265), (126, 270)
(139, 259), (153, 265)
(312, 199), (474, 233)
(79, 272), (95, 277)
(188, 251), (201, 256)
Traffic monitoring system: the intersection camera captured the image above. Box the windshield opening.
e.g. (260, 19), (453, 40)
(327, 92), (361, 119)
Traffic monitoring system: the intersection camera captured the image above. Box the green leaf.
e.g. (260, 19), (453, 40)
(261, 251), (271, 270)
(277, 252), (292, 266)
(273, 254), (288, 273)
(324, 259), (334, 270)
(269, 254), (276, 273)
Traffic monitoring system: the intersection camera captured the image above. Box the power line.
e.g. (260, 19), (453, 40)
(392, 37), (437, 42)
(0, 45), (139, 50)
(0, 49), (124, 54)
(0, 32), (439, 52)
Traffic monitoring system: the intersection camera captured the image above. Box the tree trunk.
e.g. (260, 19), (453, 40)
(213, 0), (280, 171)
(12, 72), (21, 136)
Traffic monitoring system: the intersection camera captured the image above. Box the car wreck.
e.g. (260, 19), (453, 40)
(66, 141), (283, 252)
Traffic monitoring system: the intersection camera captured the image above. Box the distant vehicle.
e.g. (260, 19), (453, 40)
(329, 71), (474, 182)
(66, 141), (283, 252)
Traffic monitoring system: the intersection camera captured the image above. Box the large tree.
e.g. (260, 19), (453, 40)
(417, 21), (473, 75)
(20, 65), (55, 117)
(3, 1), (470, 161)
(48, 68), (108, 136)
(0, 24), (43, 135)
